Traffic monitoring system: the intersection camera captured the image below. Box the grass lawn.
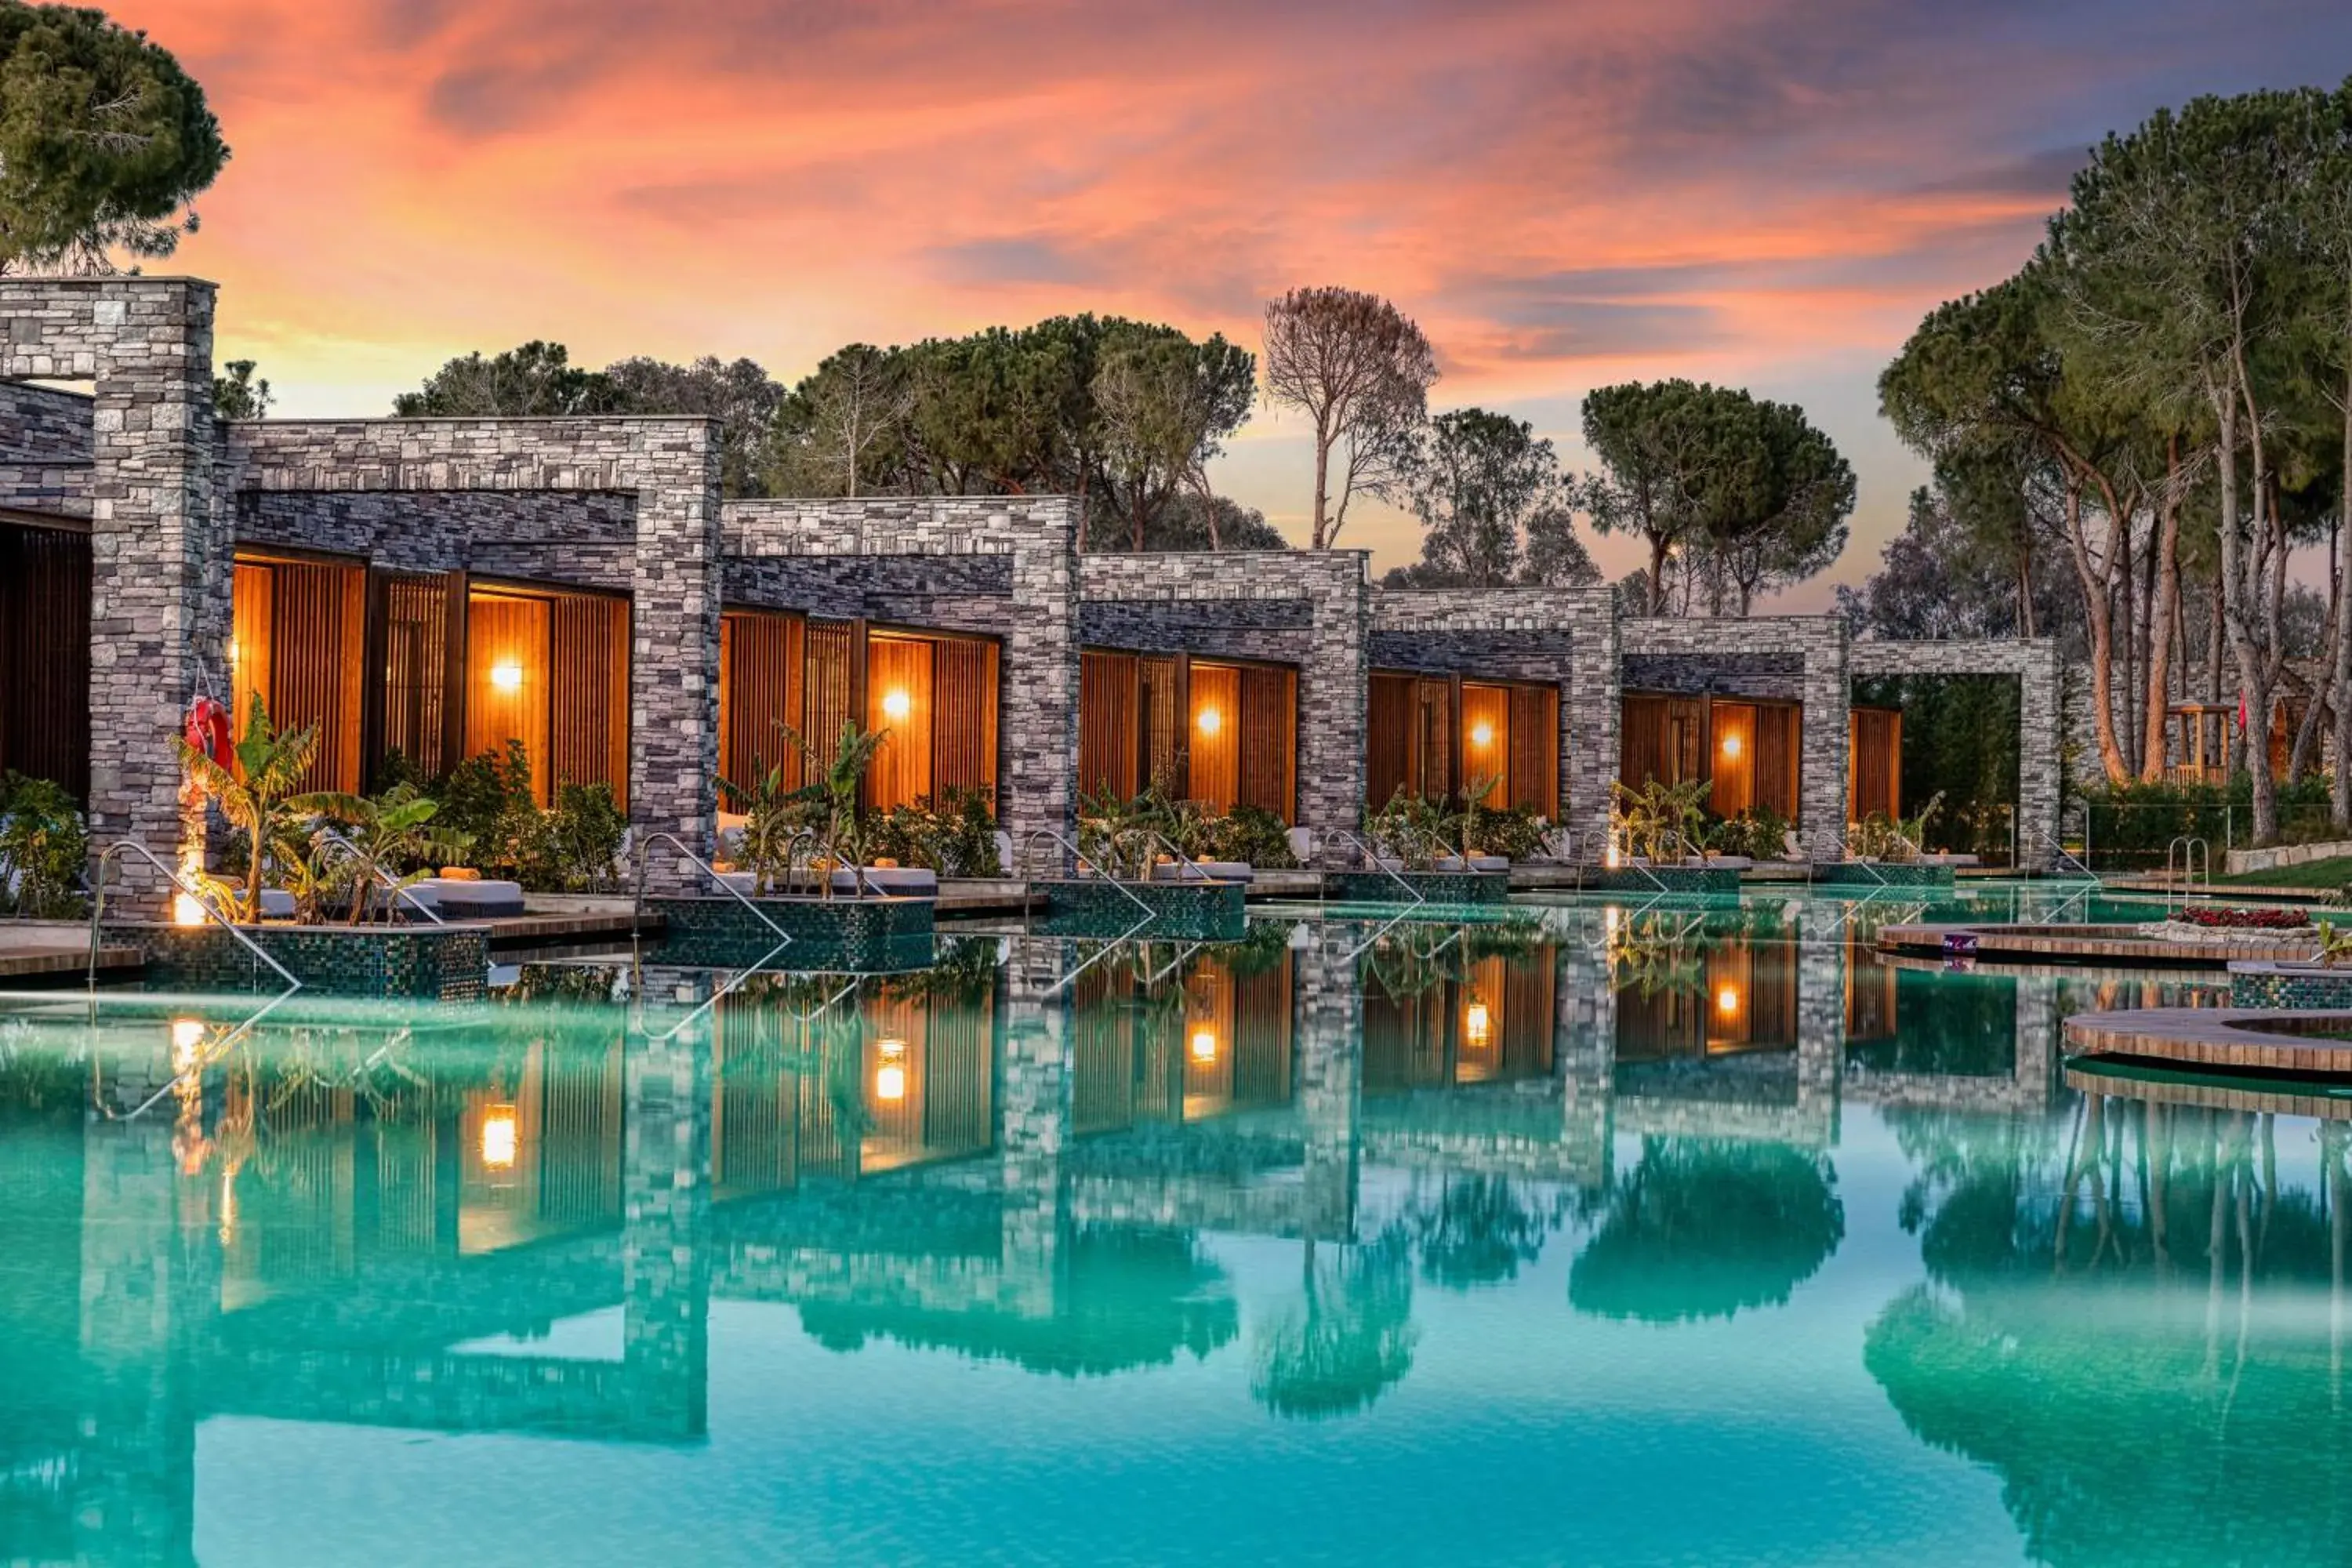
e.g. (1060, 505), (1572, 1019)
(2208, 855), (2352, 890)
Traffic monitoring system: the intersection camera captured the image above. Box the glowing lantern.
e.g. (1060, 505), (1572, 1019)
(1470, 721), (1495, 748)
(480, 1104), (520, 1170)
(881, 689), (912, 721)
(1196, 706), (1222, 736)
(875, 1038), (909, 1102)
(489, 660), (524, 694)
(1189, 1028), (1218, 1064)
(172, 892), (209, 927)
(1715, 985), (1740, 1018)
(1720, 732), (1743, 758)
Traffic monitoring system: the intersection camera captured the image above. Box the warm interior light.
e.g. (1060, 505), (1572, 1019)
(170, 1017), (205, 1069)
(1604, 905), (1622, 937)
(172, 891), (209, 927)
(1720, 732), (1743, 758)
(228, 638), (241, 670)
(1189, 1028), (1218, 1064)
(881, 689), (911, 721)
(1715, 985), (1740, 1018)
(1464, 1001), (1492, 1046)
(489, 660), (524, 694)
(480, 1104), (519, 1170)
(1196, 706), (1222, 736)
(1605, 843), (1623, 869)
(1470, 721), (1495, 748)
(874, 1063), (908, 1102)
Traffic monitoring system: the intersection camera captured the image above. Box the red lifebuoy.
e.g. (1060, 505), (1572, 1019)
(184, 695), (231, 764)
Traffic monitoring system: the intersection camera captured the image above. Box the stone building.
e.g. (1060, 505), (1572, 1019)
(0, 274), (2063, 898)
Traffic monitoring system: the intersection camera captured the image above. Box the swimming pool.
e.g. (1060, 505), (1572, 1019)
(0, 894), (2334, 1566)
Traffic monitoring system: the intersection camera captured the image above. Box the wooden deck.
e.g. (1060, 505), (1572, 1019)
(2064, 1059), (2352, 1119)
(0, 943), (141, 982)
(2063, 1007), (2352, 1076)
(1879, 922), (2315, 969)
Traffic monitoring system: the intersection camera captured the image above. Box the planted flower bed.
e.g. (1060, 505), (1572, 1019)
(2136, 904), (2317, 949)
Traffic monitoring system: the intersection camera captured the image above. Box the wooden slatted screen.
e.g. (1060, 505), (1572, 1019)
(1187, 662), (1241, 811)
(1231, 953), (1294, 1109)
(803, 619), (855, 760)
(1072, 960), (1138, 1135)
(1461, 683), (1511, 806)
(1367, 672), (1417, 808)
(1710, 701), (1758, 817)
(1140, 655), (1181, 793)
(1621, 692), (1705, 790)
(1848, 706), (1901, 822)
(719, 609), (804, 791)
(549, 593), (629, 805)
(272, 559), (366, 793)
(465, 592), (552, 801)
(1509, 684), (1560, 817)
(918, 978), (993, 1152)
(1416, 677), (1454, 802)
(375, 571), (458, 782)
(1236, 663), (1296, 822)
(1080, 649), (1142, 800)
(1501, 949), (1555, 1077)
(0, 522), (91, 799)
(230, 562), (274, 759)
(1755, 702), (1800, 822)
(864, 634), (935, 811)
(1179, 962), (1237, 1119)
(931, 634), (997, 800)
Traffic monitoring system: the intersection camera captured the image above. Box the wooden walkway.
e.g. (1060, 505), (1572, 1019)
(2063, 1006), (2352, 1076)
(1879, 922), (2314, 969)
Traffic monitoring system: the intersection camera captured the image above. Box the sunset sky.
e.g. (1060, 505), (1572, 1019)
(115, 0), (2352, 600)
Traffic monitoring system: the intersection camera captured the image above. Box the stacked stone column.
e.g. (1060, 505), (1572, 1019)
(0, 280), (227, 913)
(621, 1025), (711, 1440)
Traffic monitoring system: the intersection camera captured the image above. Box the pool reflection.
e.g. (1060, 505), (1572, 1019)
(0, 905), (2324, 1565)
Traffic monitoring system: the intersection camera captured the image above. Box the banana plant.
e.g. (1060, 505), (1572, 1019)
(292, 782), (474, 924)
(718, 760), (815, 896)
(176, 696), (321, 923)
(777, 721), (889, 898)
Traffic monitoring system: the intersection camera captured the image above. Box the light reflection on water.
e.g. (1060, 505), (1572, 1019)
(0, 892), (2339, 1568)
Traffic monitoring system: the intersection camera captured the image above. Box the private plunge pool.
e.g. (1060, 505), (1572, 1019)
(0, 897), (2339, 1568)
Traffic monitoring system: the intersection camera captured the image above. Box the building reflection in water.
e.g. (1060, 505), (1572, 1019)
(0, 907), (2178, 1560)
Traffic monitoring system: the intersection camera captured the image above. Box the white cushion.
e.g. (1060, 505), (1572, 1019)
(832, 866), (938, 895)
(259, 888), (296, 919)
(1152, 860), (1251, 884)
(415, 877), (525, 916)
(1287, 827), (1316, 862)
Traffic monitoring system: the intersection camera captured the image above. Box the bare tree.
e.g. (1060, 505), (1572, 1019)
(1262, 287), (1438, 548)
(771, 344), (912, 499)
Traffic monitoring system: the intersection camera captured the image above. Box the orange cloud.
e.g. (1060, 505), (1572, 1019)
(108, 0), (2352, 594)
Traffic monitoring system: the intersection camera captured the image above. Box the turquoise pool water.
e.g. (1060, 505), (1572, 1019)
(1, 893), (2338, 1567)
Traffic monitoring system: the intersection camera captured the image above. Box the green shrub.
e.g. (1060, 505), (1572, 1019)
(864, 788), (1002, 877)
(1707, 809), (1789, 861)
(0, 774), (86, 917)
(1214, 804), (1298, 868)
(1464, 801), (1544, 862)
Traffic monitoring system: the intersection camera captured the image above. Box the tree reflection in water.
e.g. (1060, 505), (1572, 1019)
(1408, 1174), (1566, 1291)
(1870, 1101), (2352, 1568)
(1570, 1137), (1845, 1323)
(1250, 1230), (1418, 1421)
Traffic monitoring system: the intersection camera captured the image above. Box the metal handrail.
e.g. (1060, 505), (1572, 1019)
(2022, 822), (2099, 883)
(2164, 835), (2210, 914)
(311, 826), (446, 924)
(1327, 826), (1428, 909)
(630, 829), (795, 1044)
(86, 840), (303, 993)
(1821, 830), (1893, 887)
(1018, 826), (1155, 920)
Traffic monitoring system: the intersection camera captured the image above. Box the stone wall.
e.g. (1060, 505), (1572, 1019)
(1849, 637), (2061, 873)
(230, 417), (723, 894)
(237, 488), (640, 593)
(1081, 550), (1367, 868)
(1369, 586), (1617, 851)
(1622, 616), (1849, 854)
(725, 497), (1080, 861)
(0, 377), (93, 517)
(0, 279), (226, 908)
